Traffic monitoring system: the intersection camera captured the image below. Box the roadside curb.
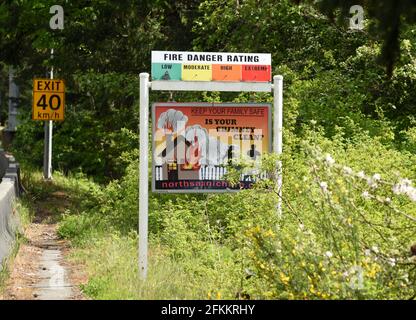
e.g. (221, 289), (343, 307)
(0, 150), (22, 271)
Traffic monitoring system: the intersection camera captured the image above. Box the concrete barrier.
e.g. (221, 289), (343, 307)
(0, 150), (21, 271)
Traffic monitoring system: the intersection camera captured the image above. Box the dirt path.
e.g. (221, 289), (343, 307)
(0, 191), (88, 300)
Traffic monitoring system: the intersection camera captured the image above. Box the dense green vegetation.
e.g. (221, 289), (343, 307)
(1, 0), (415, 299)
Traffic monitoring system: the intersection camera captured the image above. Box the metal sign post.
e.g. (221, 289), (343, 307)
(139, 73), (150, 279)
(43, 4), (64, 179)
(43, 120), (53, 180)
(273, 75), (283, 218)
(33, 51), (65, 179)
(43, 49), (54, 180)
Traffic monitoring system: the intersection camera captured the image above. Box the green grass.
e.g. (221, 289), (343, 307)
(69, 234), (211, 300)
(14, 166), (217, 300)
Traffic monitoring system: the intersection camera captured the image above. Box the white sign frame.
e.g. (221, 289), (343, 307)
(138, 73), (283, 279)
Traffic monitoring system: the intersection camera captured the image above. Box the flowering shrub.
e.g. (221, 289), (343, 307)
(241, 142), (416, 299)
(59, 128), (416, 300)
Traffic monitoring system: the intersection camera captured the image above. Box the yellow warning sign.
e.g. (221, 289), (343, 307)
(32, 79), (65, 121)
(181, 64), (212, 81)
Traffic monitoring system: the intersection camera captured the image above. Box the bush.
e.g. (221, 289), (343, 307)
(58, 125), (416, 299)
(241, 132), (416, 299)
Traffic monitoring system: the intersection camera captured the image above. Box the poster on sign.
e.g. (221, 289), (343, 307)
(152, 103), (271, 193)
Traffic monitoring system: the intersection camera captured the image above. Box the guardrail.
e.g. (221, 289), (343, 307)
(0, 149), (22, 271)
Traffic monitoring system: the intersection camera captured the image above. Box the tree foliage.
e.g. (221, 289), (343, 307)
(1, 1), (416, 299)
(1, 0), (415, 178)
(317, 0), (416, 77)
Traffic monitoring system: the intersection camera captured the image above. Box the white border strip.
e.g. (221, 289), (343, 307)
(151, 80), (272, 92)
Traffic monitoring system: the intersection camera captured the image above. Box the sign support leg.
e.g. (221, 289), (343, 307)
(43, 120), (53, 180)
(139, 72), (150, 279)
(273, 75), (283, 218)
(43, 49), (54, 180)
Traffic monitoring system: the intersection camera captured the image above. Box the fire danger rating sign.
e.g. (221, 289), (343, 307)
(32, 79), (65, 121)
(151, 51), (272, 82)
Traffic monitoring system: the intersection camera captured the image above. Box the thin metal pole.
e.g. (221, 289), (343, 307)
(273, 75), (283, 217)
(139, 72), (150, 279)
(43, 49), (54, 180)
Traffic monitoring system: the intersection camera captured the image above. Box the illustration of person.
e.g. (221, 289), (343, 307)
(247, 144), (261, 160)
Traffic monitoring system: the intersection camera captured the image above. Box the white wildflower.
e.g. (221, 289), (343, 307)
(395, 179), (413, 193)
(362, 191), (371, 199)
(367, 175), (380, 189)
(357, 171), (366, 179)
(364, 249), (371, 256)
(408, 189), (416, 202)
(371, 246), (379, 253)
(392, 178), (416, 202)
(320, 181), (328, 193)
(367, 180), (377, 189)
(400, 178), (412, 186)
(385, 197), (391, 204)
(343, 166), (353, 175)
(325, 251), (333, 258)
(387, 258), (396, 267)
(348, 266), (364, 290)
(372, 173), (381, 181)
(324, 154), (335, 166)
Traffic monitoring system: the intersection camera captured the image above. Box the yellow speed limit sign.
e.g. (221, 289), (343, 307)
(32, 79), (65, 121)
